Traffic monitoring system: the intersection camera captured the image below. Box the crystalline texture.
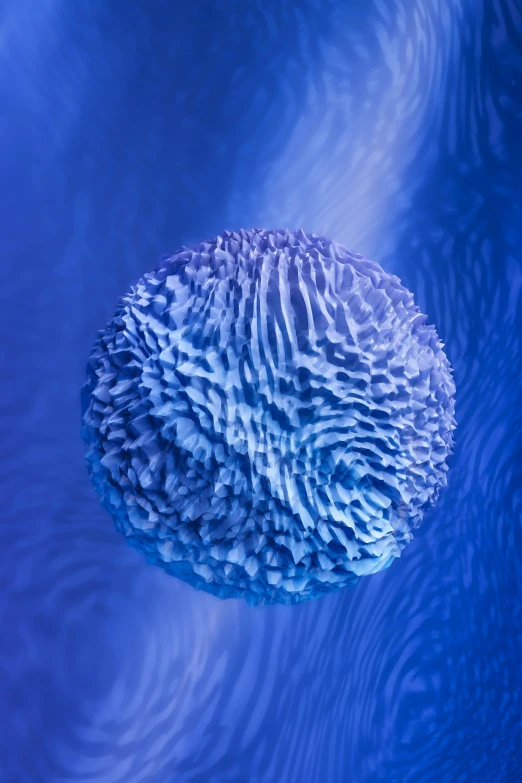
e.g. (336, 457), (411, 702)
(81, 229), (456, 605)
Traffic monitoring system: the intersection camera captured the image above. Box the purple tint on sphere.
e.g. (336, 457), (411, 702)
(81, 228), (456, 605)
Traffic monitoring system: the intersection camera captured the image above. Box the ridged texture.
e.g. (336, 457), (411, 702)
(81, 229), (455, 604)
(3, 0), (522, 781)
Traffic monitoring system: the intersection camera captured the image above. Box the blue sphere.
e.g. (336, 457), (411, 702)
(82, 229), (456, 605)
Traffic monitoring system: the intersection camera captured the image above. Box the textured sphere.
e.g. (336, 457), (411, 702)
(82, 228), (456, 605)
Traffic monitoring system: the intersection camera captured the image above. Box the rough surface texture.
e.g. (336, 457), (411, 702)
(81, 228), (456, 605)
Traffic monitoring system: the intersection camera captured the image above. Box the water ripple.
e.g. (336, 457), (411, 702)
(1, 0), (521, 781)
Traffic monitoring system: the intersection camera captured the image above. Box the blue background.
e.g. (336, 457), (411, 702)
(1, 1), (521, 781)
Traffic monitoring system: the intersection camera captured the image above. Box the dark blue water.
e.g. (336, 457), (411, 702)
(1, 1), (521, 781)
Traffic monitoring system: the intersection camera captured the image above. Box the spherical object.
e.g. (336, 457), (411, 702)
(82, 228), (456, 605)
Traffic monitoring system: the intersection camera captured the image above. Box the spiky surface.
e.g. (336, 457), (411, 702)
(81, 229), (456, 605)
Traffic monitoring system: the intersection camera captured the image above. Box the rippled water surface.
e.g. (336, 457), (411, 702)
(2, 2), (522, 781)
